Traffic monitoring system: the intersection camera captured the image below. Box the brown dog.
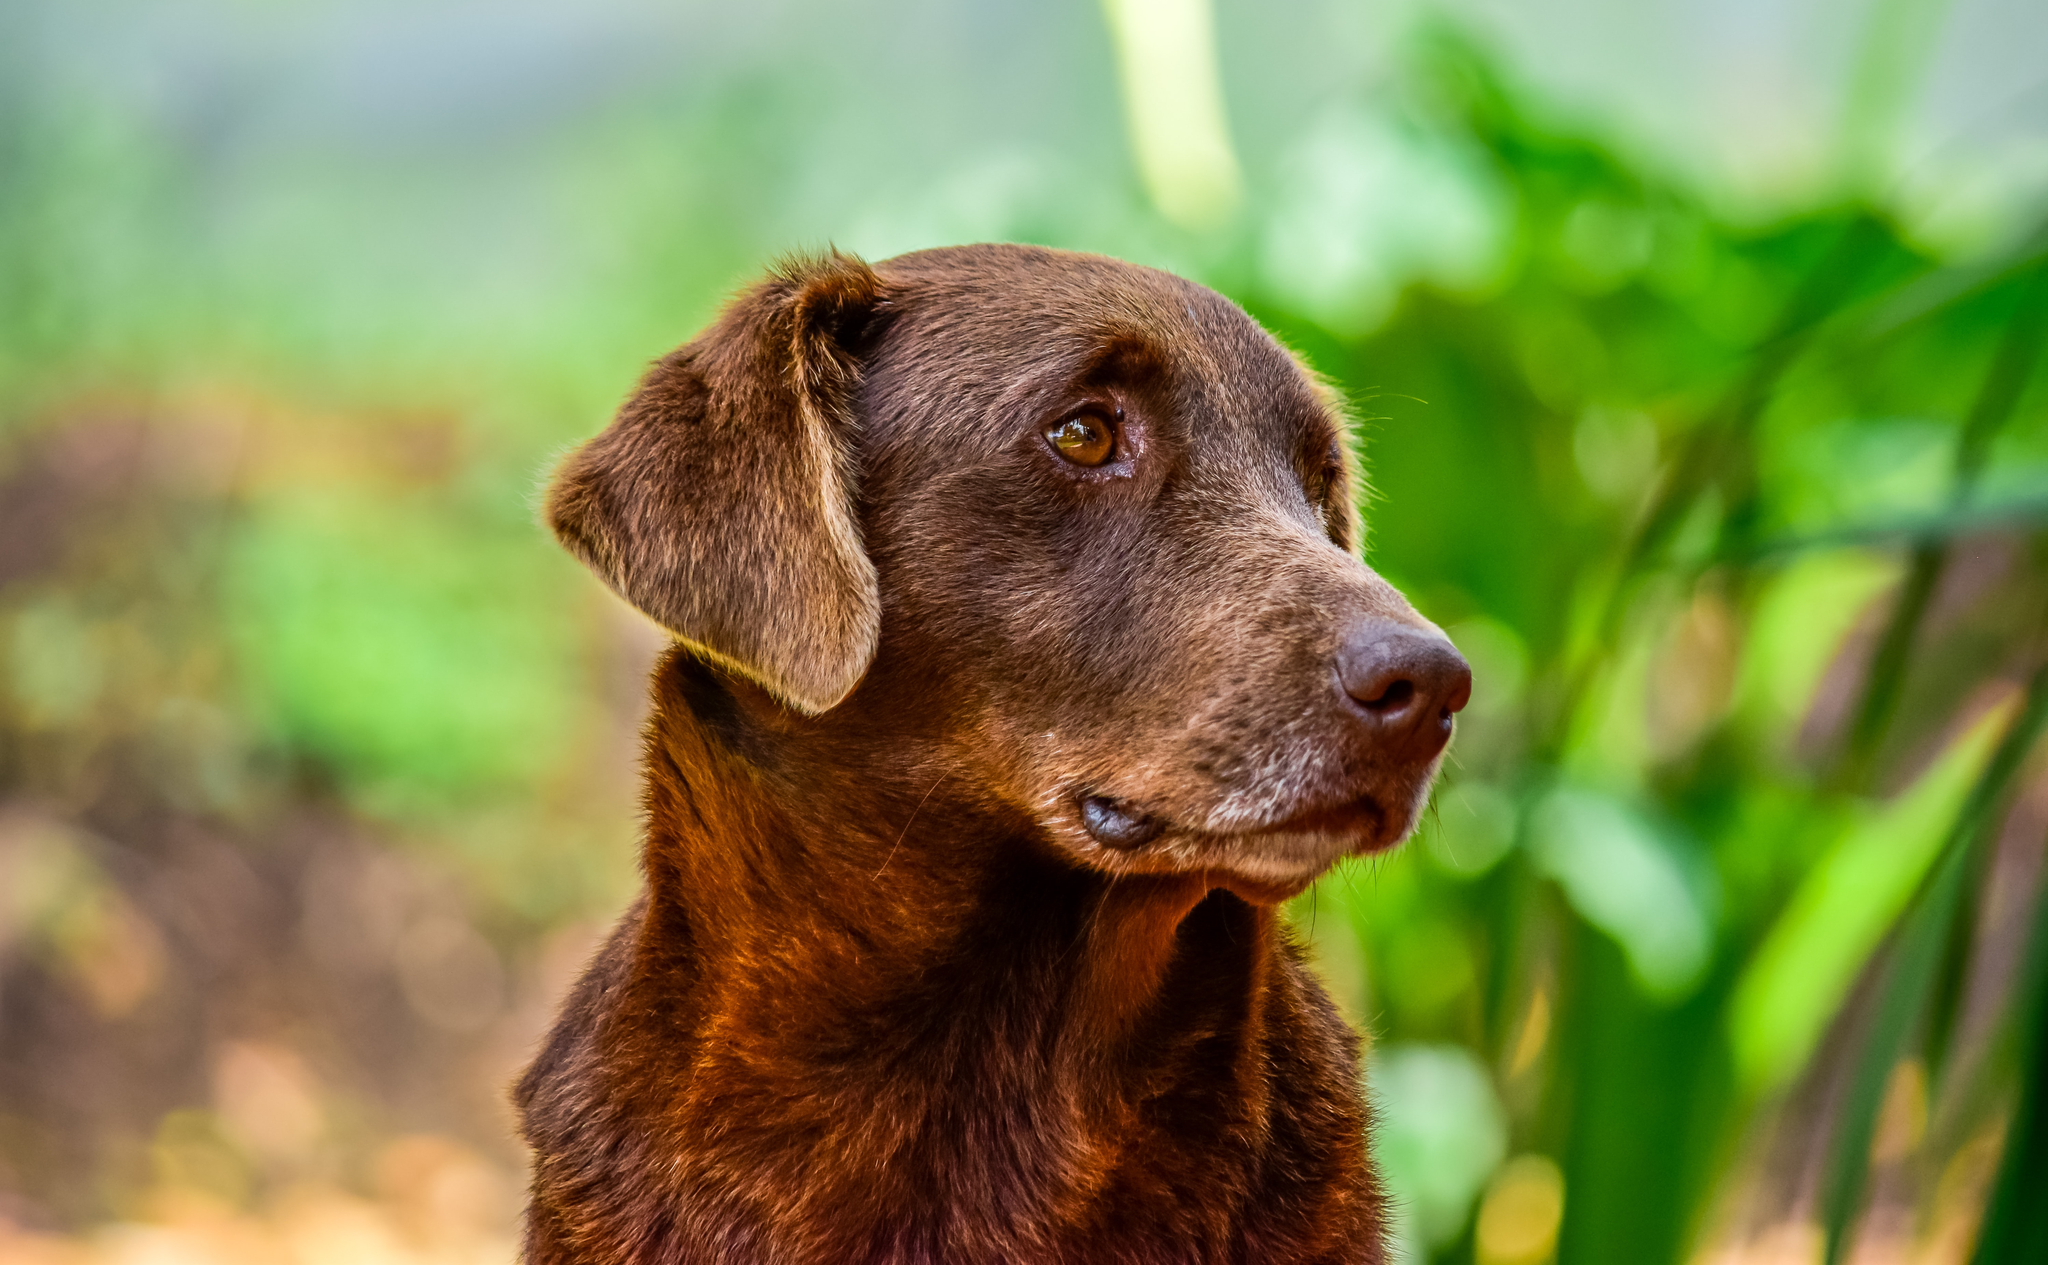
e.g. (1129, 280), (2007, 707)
(517, 244), (1470, 1264)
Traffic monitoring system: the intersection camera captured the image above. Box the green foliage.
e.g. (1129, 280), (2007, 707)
(224, 488), (587, 812)
(1265, 33), (2048, 1265)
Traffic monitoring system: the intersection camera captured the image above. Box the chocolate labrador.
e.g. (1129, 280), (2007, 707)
(516, 244), (1470, 1264)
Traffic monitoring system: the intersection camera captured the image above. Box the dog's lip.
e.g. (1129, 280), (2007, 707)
(1080, 790), (1391, 850)
(1235, 795), (1384, 842)
(1066, 789), (1402, 904)
(1078, 794), (1165, 849)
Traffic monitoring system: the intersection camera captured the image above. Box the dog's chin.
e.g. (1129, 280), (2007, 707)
(1057, 791), (1420, 906)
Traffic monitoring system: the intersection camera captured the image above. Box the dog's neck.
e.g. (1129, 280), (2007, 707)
(626, 648), (1289, 1154)
(518, 649), (1381, 1258)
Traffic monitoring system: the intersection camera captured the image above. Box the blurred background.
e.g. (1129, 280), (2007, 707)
(3, 1), (2046, 1262)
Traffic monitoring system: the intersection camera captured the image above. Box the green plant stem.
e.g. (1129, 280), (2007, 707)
(1540, 217), (1898, 766)
(1971, 812), (2048, 1263)
(1835, 261), (2048, 792)
(1821, 664), (2048, 1265)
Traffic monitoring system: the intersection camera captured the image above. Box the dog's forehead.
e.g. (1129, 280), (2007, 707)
(874, 245), (1327, 444)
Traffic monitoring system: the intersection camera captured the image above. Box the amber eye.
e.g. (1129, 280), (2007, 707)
(1307, 455), (1342, 515)
(1045, 412), (1116, 467)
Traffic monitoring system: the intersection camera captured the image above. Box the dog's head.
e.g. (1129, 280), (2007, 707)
(549, 245), (1468, 902)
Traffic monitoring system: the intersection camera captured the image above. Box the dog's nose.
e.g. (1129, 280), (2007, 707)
(1336, 621), (1472, 761)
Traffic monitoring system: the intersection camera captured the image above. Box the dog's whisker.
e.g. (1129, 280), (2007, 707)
(874, 770), (947, 881)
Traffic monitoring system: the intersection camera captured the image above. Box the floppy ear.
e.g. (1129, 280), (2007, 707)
(546, 253), (886, 714)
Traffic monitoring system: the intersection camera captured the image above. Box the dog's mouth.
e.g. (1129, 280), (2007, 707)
(1079, 794), (1386, 850)
(1072, 790), (1402, 903)
(1078, 796), (1166, 849)
(1249, 795), (1391, 843)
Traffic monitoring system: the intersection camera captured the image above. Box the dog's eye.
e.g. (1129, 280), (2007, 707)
(1045, 412), (1116, 467)
(1307, 462), (1340, 515)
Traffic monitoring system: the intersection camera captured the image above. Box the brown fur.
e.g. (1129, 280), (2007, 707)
(519, 245), (1467, 1263)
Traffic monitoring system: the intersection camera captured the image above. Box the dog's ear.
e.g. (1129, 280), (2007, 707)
(546, 253), (886, 714)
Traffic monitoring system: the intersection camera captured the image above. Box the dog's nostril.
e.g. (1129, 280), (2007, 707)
(1362, 678), (1415, 713)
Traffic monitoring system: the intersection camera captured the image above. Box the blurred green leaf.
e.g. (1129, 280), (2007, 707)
(1730, 701), (2015, 1095)
(1373, 1042), (1509, 1256)
(1727, 549), (1900, 746)
(1835, 260), (2048, 790)
(224, 489), (586, 811)
(1530, 786), (1716, 1000)
(1822, 668), (2048, 1264)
